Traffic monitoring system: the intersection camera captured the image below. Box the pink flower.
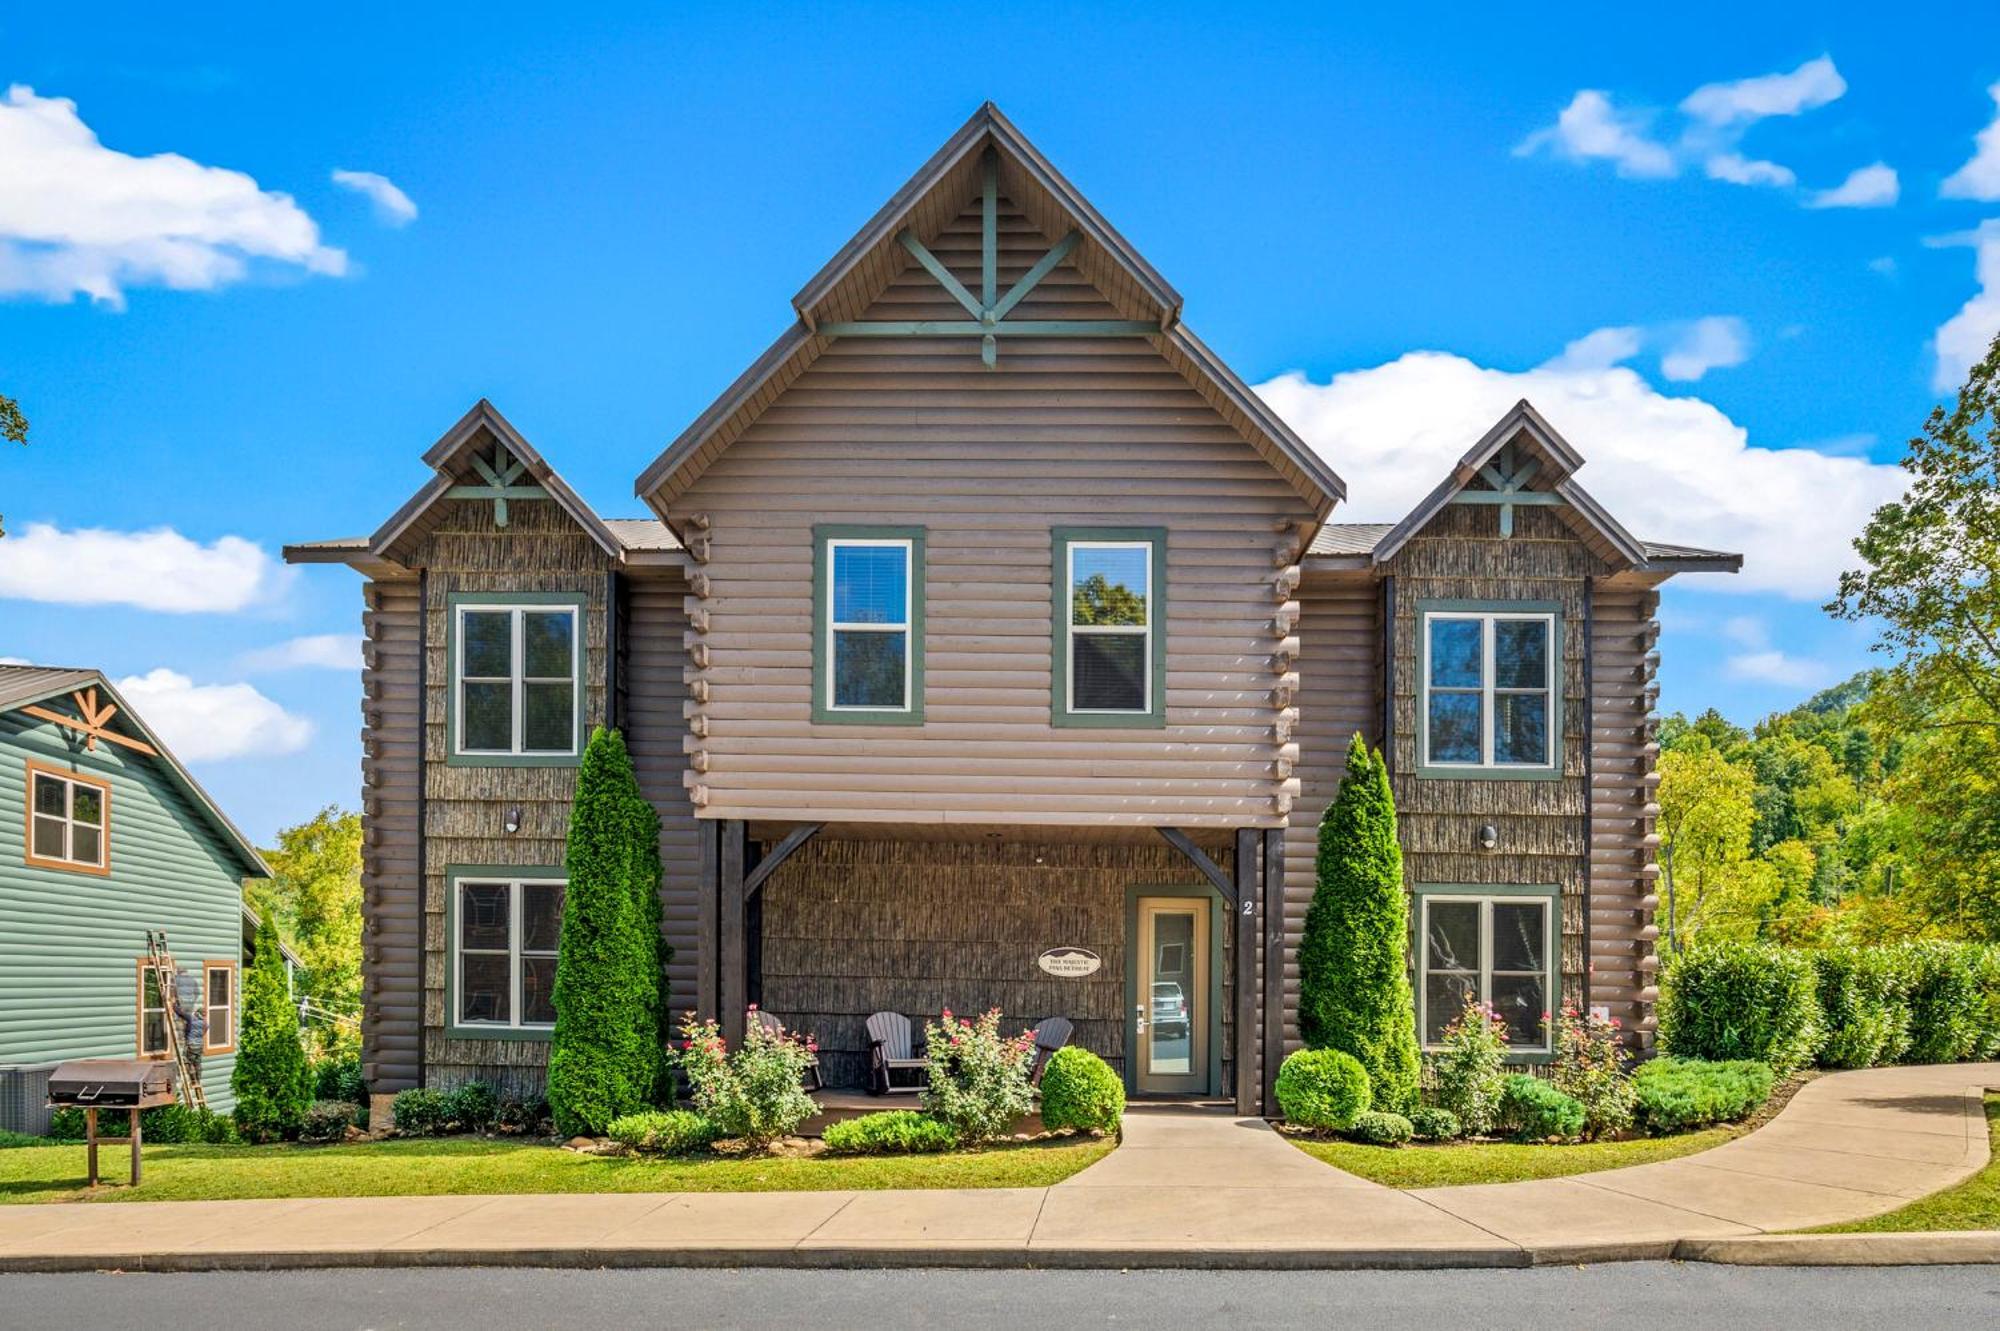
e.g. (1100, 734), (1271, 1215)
(747, 1003), (759, 1012)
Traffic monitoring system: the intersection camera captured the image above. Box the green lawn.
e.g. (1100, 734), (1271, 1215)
(1810, 1094), (2000, 1233)
(0, 1134), (1113, 1205)
(1289, 1126), (1742, 1189)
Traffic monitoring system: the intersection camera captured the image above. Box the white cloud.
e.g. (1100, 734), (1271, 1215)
(240, 633), (362, 672)
(1255, 349), (1908, 599)
(0, 655), (32, 665)
(1928, 220), (2000, 391)
(1941, 81), (2000, 201)
(1702, 153), (1796, 188)
(1660, 316), (1751, 382)
(1806, 163), (1899, 210)
(0, 522), (293, 613)
(1540, 325), (1643, 372)
(0, 84), (344, 307)
(1679, 56), (1846, 127)
(1721, 615), (1770, 650)
(113, 668), (313, 761)
(1515, 91), (1677, 179)
(1868, 256), (1897, 277)
(1726, 649), (1832, 688)
(330, 169), (417, 226)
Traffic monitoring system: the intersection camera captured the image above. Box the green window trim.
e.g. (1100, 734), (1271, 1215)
(1051, 527), (1167, 728)
(811, 524), (926, 726)
(1414, 598), (1563, 781)
(1122, 882), (1225, 1096)
(443, 865), (565, 1042)
(1411, 882), (1560, 1065)
(445, 591), (589, 768)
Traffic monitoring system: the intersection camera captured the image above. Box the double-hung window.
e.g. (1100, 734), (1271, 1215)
(1052, 528), (1166, 726)
(25, 762), (108, 874)
(813, 526), (924, 724)
(450, 873), (564, 1036)
(1419, 604), (1559, 775)
(138, 961), (170, 1057)
(1416, 887), (1557, 1055)
(450, 596), (584, 762)
(204, 962), (236, 1053)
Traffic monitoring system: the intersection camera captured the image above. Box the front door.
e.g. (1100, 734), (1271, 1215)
(1134, 896), (1209, 1094)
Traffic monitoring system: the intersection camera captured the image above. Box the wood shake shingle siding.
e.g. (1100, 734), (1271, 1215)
(674, 195), (1314, 828)
(623, 573), (701, 1024)
(1589, 584), (1663, 1044)
(360, 577), (424, 1091)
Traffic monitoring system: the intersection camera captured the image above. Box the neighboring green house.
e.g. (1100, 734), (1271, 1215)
(0, 665), (270, 1132)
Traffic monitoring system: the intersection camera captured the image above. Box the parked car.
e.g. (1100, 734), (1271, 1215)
(1151, 982), (1189, 1038)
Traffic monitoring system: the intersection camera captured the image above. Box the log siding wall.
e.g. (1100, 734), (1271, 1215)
(623, 574), (702, 1028)
(1589, 585), (1663, 1046)
(359, 577), (423, 1091)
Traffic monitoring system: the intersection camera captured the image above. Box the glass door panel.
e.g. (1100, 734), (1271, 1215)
(1136, 898), (1209, 1094)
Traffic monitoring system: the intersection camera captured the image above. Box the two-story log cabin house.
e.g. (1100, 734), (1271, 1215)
(288, 105), (1738, 1116)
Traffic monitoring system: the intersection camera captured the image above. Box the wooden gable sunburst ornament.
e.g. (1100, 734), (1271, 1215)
(19, 687), (157, 757)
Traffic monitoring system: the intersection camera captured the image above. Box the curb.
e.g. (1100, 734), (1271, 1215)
(1673, 1233), (2000, 1267)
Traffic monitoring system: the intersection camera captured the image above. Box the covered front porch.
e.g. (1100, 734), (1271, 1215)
(691, 821), (1286, 1115)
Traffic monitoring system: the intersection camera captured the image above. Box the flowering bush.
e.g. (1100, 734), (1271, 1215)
(676, 1010), (819, 1149)
(920, 1007), (1036, 1144)
(1551, 1007), (1635, 1139)
(1424, 998), (1509, 1136)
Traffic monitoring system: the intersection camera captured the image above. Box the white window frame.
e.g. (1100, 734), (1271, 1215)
(26, 764), (108, 871)
(1421, 610), (1556, 771)
(138, 960), (171, 1058)
(1417, 893), (1555, 1055)
(452, 603), (581, 757)
(1064, 540), (1153, 716)
(824, 537), (914, 714)
(204, 962), (236, 1053)
(453, 875), (564, 1031)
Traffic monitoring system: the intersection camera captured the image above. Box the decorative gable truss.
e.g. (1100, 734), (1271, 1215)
(446, 438), (545, 529)
(18, 686), (157, 757)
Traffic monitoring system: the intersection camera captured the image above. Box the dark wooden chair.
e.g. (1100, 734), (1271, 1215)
(1028, 1016), (1073, 1087)
(865, 1011), (926, 1095)
(752, 1008), (822, 1091)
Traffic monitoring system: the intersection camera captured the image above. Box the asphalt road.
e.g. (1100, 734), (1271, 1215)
(2, 1264), (1998, 1330)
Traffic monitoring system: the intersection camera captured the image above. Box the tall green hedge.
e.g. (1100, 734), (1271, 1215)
(547, 727), (667, 1136)
(232, 909), (313, 1142)
(1297, 736), (1420, 1114)
(1658, 940), (1822, 1074)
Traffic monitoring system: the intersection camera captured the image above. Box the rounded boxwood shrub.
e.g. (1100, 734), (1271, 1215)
(444, 1080), (499, 1132)
(1658, 941), (1822, 1074)
(1631, 1056), (1774, 1134)
(1037, 1047), (1124, 1134)
(390, 1088), (451, 1137)
(1408, 1106), (1462, 1141)
(1498, 1074), (1585, 1142)
(1349, 1110), (1413, 1146)
(606, 1109), (718, 1155)
(1275, 1048), (1372, 1131)
(821, 1110), (958, 1155)
(300, 1101), (356, 1144)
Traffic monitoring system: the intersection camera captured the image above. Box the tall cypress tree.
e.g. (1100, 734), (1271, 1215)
(547, 727), (661, 1135)
(232, 908), (313, 1141)
(1297, 735), (1421, 1113)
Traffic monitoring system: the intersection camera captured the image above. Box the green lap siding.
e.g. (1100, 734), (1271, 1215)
(0, 712), (247, 1110)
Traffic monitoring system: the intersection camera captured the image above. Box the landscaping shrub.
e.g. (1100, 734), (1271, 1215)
(606, 1109), (718, 1155)
(1349, 1110), (1414, 1146)
(1274, 1048), (1372, 1131)
(390, 1088), (452, 1137)
(1974, 946), (2000, 1061)
(444, 1080), (499, 1132)
(1037, 1046), (1124, 1134)
(1425, 998), (1509, 1137)
(0, 1130), (45, 1149)
(1297, 737), (1421, 1113)
(1658, 940), (1822, 1074)
(1631, 1057), (1774, 1134)
(497, 1095), (550, 1133)
(47, 1103), (237, 1145)
(312, 1052), (366, 1105)
(1813, 946), (1913, 1069)
(678, 1012), (819, 1148)
(232, 908), (314, 1142)
(548, 727), (668, 1137)
(1901, 941), (1983, 1065)
(921, 1008), (1037, 1145)
(300, 1101), (356, 1144)
(821, 1110), (958, 1155)
(1498, 1074), (1586, 1142)
(1408, 1106), (1462, 1141)
(1551, 1007), (1635, 1139)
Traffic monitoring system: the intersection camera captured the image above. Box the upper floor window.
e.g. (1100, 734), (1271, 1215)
(451, 873), (563, 1035)
(1052, 528), (1166, 727)
(1419, 604), (1559, 775)
(449, 596), (585, 763)
(26, 762), (109, 874)
(1416, 887), (1556, 1056)
(813, 526), (925, 724)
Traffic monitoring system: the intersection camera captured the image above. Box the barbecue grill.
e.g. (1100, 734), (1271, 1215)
(46, 1058), (179, 1186)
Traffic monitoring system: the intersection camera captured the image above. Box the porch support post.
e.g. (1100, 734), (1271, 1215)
(1261, 827), (1286, 1117)
(1233, 827), (1259, 1116)
(718, 819), (749, 1047)
(697, 819), (719, 1021)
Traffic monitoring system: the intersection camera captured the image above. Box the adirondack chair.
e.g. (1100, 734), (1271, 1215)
(753, 1009), (822, 1091)
(1028, 1016), (1073, 1087)
(865, 1011), (926, 1095)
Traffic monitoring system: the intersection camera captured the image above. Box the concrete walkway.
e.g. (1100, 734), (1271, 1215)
(0, 1063), (1990, 1271)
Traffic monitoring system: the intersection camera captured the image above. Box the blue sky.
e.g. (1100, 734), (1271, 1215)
(2, 3), (1997, 841)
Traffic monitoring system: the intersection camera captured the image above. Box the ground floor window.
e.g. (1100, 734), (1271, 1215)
(204, 961), (237, 1053)
(451, 873), (564, 1032)
(1415, 886), (1557, 1055)
(137, 961), (169, 1056)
